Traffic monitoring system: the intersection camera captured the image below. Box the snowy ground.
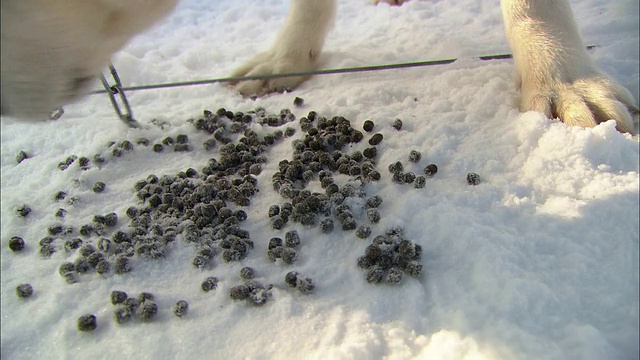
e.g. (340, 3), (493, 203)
(1, 0), (638, 359)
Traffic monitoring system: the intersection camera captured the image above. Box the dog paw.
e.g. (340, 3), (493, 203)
(521, 75), (638, 134)
(229, 50), (318, 97)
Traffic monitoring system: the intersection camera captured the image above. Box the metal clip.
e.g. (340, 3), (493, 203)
(100, 64), (140, 128)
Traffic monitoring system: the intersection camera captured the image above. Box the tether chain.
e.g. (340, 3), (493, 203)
(58, 46), (598, 126)
(100, 64), (140, 128)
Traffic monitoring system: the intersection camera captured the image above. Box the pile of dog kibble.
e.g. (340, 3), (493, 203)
(8, 98), (481, 332)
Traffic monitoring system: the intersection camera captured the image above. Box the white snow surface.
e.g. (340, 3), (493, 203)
(1, 0), (638, 359)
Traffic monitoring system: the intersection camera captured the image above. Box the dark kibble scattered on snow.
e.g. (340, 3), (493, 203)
(423, 164), (438, 177)
(404, 172), (416, 184)
(77, 314), (97, 331)
(39, 237), (55, 246)
(176, 134), (189, 144)
(16, 283), (33, 298)
(284, 230), (300, 248)
(17, 205), (31, 217)
(16, 151), (29, 164)
(240, 266), (256, 280)
(363, 120), (375, 132)
(9, 106), (436, 317)
(137, 301), (158, 321)
(58, 262), (75, 276)
(296, 276), (315, 294)
(359, 228), (422, 285)
(293, 97), (304, 107)
(58, 155), (77, 170)
(114, 256), (132, 274)
(174, 300), (189, 317)
(54, 191), (67, 201)
(103, 213), (118, 227)
(40, 244), (56, 258)
(95, 260), (111, 274)
(229, 285), (250, 301)
(162, 137), (174, 146)
(47, 225), (64, 236)
(388, 161), (403, 174)
(356, 225), (372, 239)
(92, 182), (106, 193)
(120, 140), (134, 151)
(368, 133), (383, 146)
(9, 236), (25, 252)
(78, 157), (91, 170)
(363, 147), (377, 159)
(409, 150), (421, 163)
(392, 118), (403, 130)
(284, 270), (299, 287)
(201, 276), (219, 292)
(111, 290), (128, 305)
(114, 307), (132, 324)
(467, 172), (481, 185)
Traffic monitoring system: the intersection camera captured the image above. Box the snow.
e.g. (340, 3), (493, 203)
(1, 0), (638, 359)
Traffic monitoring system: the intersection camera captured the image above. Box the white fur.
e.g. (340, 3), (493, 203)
(229, 0), (337, 96)
(501, 0), (637, 133)
(0, 0), (177, 119)
(1, 0), (637, 133)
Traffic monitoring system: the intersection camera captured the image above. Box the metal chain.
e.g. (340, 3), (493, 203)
(99, 64), (140, 127)
(60, 45), (597, 126)
(89, 46), (595, 96)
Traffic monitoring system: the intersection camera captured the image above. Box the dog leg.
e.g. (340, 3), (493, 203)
(230, 0), (337, 97)
(501, 0), (638, 134)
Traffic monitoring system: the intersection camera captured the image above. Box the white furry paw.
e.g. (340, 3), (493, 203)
(521, 75), (638, 134)
(229, 50), (317, 97)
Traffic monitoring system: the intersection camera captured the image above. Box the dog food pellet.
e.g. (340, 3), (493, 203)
(423, 164), (438, 177)
(92, 182), (106, 193)
(58, 262), (75, 276)
(111, 290), (128, 305)
(8, 236), (25, 252)
(16, 151), (29, 164)
(17, 205), (31, 217)
(201, 276), (219, 292)
(363, 147), (377, 159)
(356, 225), (372, 239)
(77, 314), (97, 331)
(174, 300), (189, 317)
(16, 283), (34, 298)
(137, 301), (158, 321)
(368, 133), (383, 146)
(284, 230), (301, 248)
(240, 266), (256, 280)
(409, 150), (421, 163)
(229, 285), (250, 301)
(363, 120), (375, 132)
(114, 307), (132, 324)
(388, 161), (403, 174)
(467, 172), (481, 185)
